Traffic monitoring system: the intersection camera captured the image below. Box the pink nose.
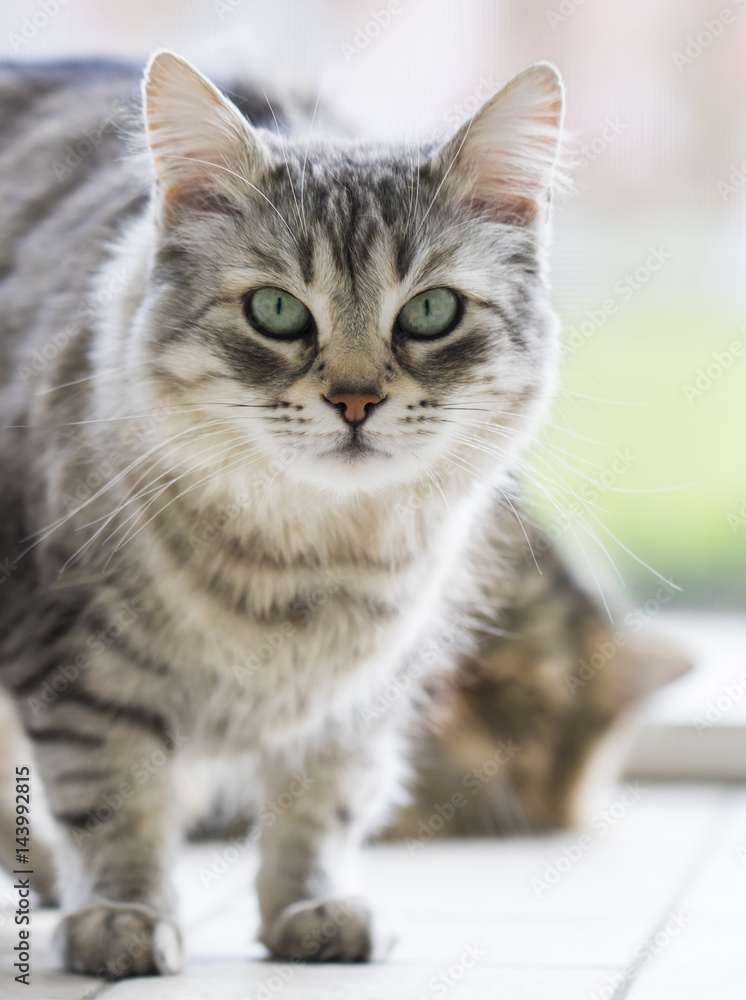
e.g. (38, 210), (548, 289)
(328, 392), (382, 425)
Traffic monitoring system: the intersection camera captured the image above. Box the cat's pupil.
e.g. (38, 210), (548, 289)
(397, 287), (459, 339)
(275, 297), (282, 315)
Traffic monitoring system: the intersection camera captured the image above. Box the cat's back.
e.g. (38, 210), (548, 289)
(0, 61), (149, 385)
(0, 58), (138, 130)
(0, 58), (144, 223)
(0, 57), (291, 385)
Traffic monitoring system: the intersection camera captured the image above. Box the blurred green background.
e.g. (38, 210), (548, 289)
(535, 224), (746, 609)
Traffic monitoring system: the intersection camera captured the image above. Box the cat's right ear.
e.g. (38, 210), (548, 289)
(142, 50), (269, 219)
(433, 62), (565, 227)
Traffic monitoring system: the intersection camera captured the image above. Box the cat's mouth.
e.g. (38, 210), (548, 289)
(321, 432), (390, 463)
(287, 431), (419, 493)
(334, 440), (382, 460)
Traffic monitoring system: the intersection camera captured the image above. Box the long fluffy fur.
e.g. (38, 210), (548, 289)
(0, 53), (682, 978)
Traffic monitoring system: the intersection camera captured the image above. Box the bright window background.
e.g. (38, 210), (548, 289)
(1, 0), (744, 613)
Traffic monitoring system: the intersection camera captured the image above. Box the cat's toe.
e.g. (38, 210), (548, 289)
(54, 903), (182, 978)
(260, 895), (394, 962)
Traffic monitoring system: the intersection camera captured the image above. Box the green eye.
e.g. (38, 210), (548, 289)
(397, 287), (461, 340)
(247, 287), (312, 339)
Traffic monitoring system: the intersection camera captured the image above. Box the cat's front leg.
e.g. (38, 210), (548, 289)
(22, 686), (184, 978)
(256, 725), (404, 962)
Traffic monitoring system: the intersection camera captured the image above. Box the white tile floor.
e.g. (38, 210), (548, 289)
(1, 784), (745, 999)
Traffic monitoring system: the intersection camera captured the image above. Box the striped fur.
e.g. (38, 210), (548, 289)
(0, 52), (675, 977)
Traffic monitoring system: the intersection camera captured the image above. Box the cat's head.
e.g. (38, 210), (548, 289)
(135, 51), (564, 498)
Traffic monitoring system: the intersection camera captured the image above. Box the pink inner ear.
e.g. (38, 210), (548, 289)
(143, 52), (262, 206)
(441, 66), (564, 228)
(162, 184), (243, 217)
(468, 194), (542, 227)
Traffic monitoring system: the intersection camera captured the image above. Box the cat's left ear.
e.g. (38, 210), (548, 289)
(142, 50), (269, 218)
(433, 63), (565, 226)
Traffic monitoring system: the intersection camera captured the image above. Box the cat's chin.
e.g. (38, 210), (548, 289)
(287, 447), (428, 496)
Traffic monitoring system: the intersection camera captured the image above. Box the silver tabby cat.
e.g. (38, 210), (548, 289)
(0, 51), (670, 978)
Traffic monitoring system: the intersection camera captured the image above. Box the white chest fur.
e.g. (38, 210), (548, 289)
(129, 470), (489, 750)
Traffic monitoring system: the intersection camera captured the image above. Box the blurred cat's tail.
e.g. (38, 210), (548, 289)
(387, 520), (692, 839)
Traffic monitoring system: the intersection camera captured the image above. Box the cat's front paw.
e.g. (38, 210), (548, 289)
(259, 895), (394, 962)
(54, 903), (182, 978)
